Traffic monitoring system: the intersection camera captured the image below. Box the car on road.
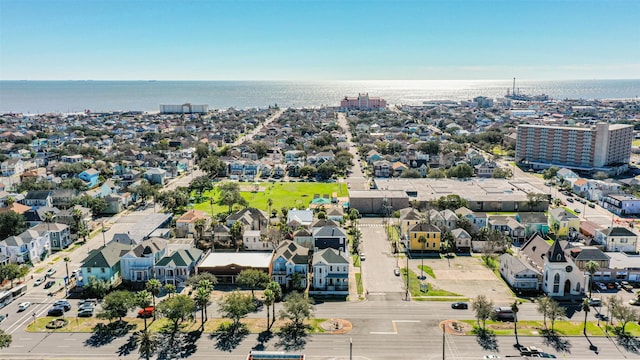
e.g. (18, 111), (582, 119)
(34, 277), (46, 286)
(483, 356), (500, 359)
(451, 302), (468, 310)
(566, 198), (574, 203)
(0, 314), (5, 323)
(46, 268), (57, 277)
(574, 208), (581, 214)
(47, 306), (64, 317)
(588, 203), (595, 208)
(359, 252), (365, 261)
(630, 299), (640, 306)
(44, 280), (56, 289)
(393, 267), (401, 276)
(18, 302), (31, 312)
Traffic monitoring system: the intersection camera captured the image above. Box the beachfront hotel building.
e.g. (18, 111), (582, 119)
(515, 123), (633, 174)
(340, 93), (387, 111)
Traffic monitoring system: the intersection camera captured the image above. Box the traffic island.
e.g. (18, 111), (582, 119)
(319, 318), (352, 334)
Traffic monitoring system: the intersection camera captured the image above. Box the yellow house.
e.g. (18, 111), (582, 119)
(408, 223), (442, 252)
(548, 208), (580, 237)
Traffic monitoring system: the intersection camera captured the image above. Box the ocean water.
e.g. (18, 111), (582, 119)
(1, 79), (639, 114)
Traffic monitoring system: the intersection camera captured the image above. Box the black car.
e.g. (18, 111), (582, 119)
(53, 301), (71, 311)
(451, 302), (468, 309)
(44, 280), (56, 289)
(47, 307), (64, 316)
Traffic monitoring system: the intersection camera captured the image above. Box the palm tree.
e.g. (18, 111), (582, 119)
(164, 283), (176, 297)
(418, 235), (427, 279)
(71, 208), (83, 234)
(511, 301), (520, 346)
(135, 290), (153, 330)
(146, 279), (162, 320)
(5, 196), (15, 207)
(78, 223), (90, 244)
(138, 329), (156, 360)
(194, 218), (206, 245)
(197, 279), (213, 321)
(264, 288), (275, 331)
(194, 287), (210, 328)
(266, 281), (281, 327)
(43, 211), (55, 232)
(582, 297), (590, 335)
(585, 260), (599, 298)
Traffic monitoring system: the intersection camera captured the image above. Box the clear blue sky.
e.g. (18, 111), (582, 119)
(1, 0), (638, 80)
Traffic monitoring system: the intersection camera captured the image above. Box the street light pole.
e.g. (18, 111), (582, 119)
(101, 221), (106, 247)
(349, 337), (352, 360)
(442, 323), (446, 360)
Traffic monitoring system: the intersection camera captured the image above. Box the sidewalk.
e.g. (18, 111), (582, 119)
(348, 252), (362, 302)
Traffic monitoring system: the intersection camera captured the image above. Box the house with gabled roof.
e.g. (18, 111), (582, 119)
(0, 229), (50, 264)
(451, 228), (471, 253)
(78, 168), (100, 188)
(120, 237), (167, 283)
(21, 190), (53, 208)
(548, 208), (580, 237)
(594, 226), (638, 253)
(499, 253), (542, 293)
(31, 223), (70, 250)
(227, 207), (269, 233)
(272, 240), (309, 290)
(398, 207), (422, 235)
(287, 209), (314, 228)
(312, 226), (347, 253)
(408, 223), (441, 252)
(516, 212), (549, 237)
(175, 209), (211, 238)
(79, 242), (131, 287)
(310, 247), (349, 296)
(456, 207), (487, 231)
(155, 248), (203, 287)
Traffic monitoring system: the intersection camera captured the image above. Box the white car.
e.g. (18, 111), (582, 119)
(46, 268), (57, 277)
(34, 277), (46, 286)
(483, 355), (501, 359)
(18, 302), (31, 312)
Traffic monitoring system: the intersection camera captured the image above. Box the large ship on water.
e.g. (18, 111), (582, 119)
(505, 77), (549, 101)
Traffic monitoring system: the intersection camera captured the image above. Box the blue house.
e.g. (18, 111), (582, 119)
(78, 168), (100, 188)
(272, 240), (309, 290)
(144, 168), (167, 185)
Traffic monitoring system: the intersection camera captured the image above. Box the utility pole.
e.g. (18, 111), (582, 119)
(405, 254), (410, 301)
(442, 323), (446, 360)
(349, 337), (352, 360)
(101, 221), (106, 247)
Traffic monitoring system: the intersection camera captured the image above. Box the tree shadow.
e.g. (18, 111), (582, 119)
(275, 323), (309, 351)
(210, 322), (249, 352)
(541, 330), (572, 353)
(253, 330), (274, 351)
(84, 321), (136, 348)
(117, 332), (139, 357)
(154, 329), (203, 359)
(615, 331), (640, 354)
(474, 328), (498, 352)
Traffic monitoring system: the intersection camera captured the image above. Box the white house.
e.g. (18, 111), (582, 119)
(30, 223), (71, 251)
(0, 229), (50, 264)
(310, 247), (349, 296)
(120, 238), (167, 283)
(243, 230), (273, 251)
(287, 209), (314, 228)
(594, 227), (638, 253)
(542, 239), (586, 297)
(271, 240), (309, 290)
(499, 253), (541, 293)
(154, 248), (204, 288)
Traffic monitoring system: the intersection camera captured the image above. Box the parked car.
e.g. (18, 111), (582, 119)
(18, 302), (31, 312)
(46, 268), (57, 277)
(393, 267), (401, 276)
(574, 208), (581, 214)
(44, 280), (56, 289)
(77, 308), (94, 317)
(595, 282), (607, 290)
(566, 198), (574, 203)
(34, 277), (46, 286)
(53, 300), (71, 311)
(451, 302), (468, 310)
(78, 303), (94, 312)
(589, 298), (602, 307)
(359, 252), (365, 261)
(138, 306), (154, 318)
(621, 281), (634, 291)
(0, 314), (5, 323)
(629, 299), (640, 306)
(588, 203), (596, 208)
(47, 307), (64, 317)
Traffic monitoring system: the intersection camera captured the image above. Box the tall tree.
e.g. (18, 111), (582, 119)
(610, 296), (639, 333)
(189, 175), (213, 198)
(0, 211), (27, 239)
(263, 288), (275, 331)
(194, 286), (211, 327)
(0, 329), (12, 349)
(100, 290), (135, 323)
(163, 283), (176, 298)
(548, 299), (566, 333)
(236, 269), (271, 298)
(218, 290), (255, 331)
(266, 281), (282, 327)
(582, 298), (590, 336)
(471, 294), (494, 331)
(0, 264), (22, 287)
(279, 291), (313, 336)
(157, 294), (195, 334)
(146, 279), (162, 320)
(537, 296), (552, 330)
(83, 277), (110, 299)
(511, 301), (520, 346)
(585, 261), (599, 298)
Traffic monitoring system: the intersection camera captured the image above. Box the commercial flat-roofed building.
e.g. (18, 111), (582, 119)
(160, 103), (208, 114)
(340, 93), (386, 111)
(515, 123), (633, 175)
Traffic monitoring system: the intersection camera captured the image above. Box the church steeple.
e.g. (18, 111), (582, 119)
(547, 238), (567, 263)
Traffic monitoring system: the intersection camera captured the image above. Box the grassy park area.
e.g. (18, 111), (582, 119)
(194, 181), (348, 215)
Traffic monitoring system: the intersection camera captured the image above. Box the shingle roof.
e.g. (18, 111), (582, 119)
(156, 248), (203, 267)
(24, 190), (53, 200)
(408, 223), (440, 233)
(274, 240), (309, 265)
(313, 247), (348, 265)
(82, 242), (131, 269)
(312, 226), (347, 238)
(600, 227), (636, 237)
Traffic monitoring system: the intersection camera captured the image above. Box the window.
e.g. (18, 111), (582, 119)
(87, 268), (92, 273)
(553, 273), (560, 293)
(101, 268), (106, 273)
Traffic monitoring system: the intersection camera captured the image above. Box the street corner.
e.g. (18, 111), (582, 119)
(439, 319), (472, 336)
(320, 318), (353, 335)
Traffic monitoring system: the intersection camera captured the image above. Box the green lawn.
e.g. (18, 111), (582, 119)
(194, 181), (348, 215)
(633, 139), (640, 147)
(417, 265), (436, 279)
(355, 273), (363, 295)
(401, 267), (461, 297)
(461, 319), (640, 337)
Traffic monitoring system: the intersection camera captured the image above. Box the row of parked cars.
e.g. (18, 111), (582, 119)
(594, 281), (634, 292)
(47, 299), (96, 317)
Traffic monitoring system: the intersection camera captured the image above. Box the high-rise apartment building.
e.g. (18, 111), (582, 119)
(515, 123), (633, 174)
(340, 93), (387, 111)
